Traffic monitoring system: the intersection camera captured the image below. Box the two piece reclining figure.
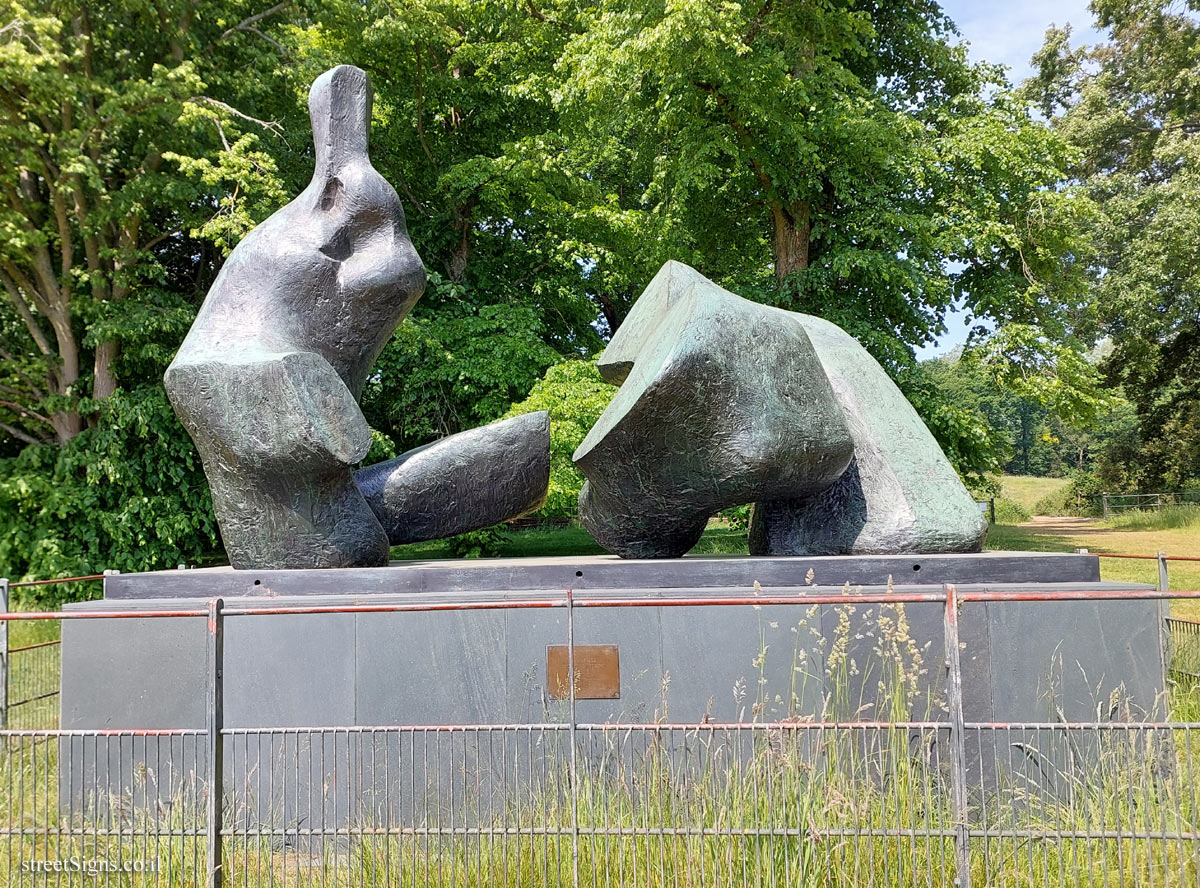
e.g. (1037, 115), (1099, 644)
(166, 67), (985, 570)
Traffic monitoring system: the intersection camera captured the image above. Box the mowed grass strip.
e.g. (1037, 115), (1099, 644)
(987, 516), (1200, 618)
(999, 474), (1072, 513)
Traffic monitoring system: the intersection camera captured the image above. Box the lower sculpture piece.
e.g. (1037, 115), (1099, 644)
(574, 263), (855, 557)
(165, 66), (549, 569)
(356, 412), (551, 545)
(576, 261), (987, 557)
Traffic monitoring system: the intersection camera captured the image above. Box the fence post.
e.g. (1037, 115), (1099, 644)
(943, 583), (971, 888)
(1102, 493), (1110, 519)
(988, 498), (996, 525)
(1157, 550), (1169, 594)
(206, 598), (225, 888)
(565, 587), (580, 888)
(0, 578), (7, 730)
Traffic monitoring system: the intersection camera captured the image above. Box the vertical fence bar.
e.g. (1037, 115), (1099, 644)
(566, 587), (580, 888)
(0, 577), (7, 730)
(206, 597), (225, 888)
(943, 583), (971, 888)
(1102, 493), (1110, 518)
(1157, 550), (1169, 593)
(988, 498), (997, 525)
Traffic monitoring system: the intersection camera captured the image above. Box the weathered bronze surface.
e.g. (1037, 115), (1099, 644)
(547, 644), (621, 700)
(574, 262), (855, 558)
(356, 412), (551, 545)
(577, 261), (986, 558)
(166, 66), (425, 569)
(166, 66), (551, 569)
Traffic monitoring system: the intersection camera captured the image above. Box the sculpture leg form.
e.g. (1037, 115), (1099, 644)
(750, 315), (987, 555)
(355, 413), (552, 545)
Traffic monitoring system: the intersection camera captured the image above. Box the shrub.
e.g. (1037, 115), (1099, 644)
(446, 524), (510, 558)
(0, 388), (220, 606)
(993, 497), (1031, 524)
(503, 359), (615, 517)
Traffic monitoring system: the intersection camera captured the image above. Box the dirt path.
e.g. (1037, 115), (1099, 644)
(1022, 515), (1100, 532)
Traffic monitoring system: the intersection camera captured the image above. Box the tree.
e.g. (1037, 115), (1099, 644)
(0, 0), (298, 447)
(0, 1), (310, 582)
(552, 0), (1093, 362)
(1025, 2), (1200, 489)
(359, 273), (562, 453)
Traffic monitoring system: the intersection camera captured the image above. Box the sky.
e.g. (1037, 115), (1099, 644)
(914, 1), (1102, 359)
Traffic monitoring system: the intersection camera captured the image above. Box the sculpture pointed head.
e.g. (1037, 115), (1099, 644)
(309, 65), (371, 174)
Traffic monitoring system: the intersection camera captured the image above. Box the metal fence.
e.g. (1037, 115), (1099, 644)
(1167, 617), (1200, 682)
(2, 585), (1200, 886)
(0, 575), (102, 731)
(1099, 490), (1200, 517)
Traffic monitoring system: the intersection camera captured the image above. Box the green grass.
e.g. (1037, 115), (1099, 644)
(986, 518), (1200, 617)
(1103, 503), (1200, 531)
(390, 524), (606, 560)
(998, 474), (1072, 514)
(390, 520), (750, 561)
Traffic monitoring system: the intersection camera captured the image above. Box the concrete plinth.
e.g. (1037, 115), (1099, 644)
(59, 552), (1165, 827)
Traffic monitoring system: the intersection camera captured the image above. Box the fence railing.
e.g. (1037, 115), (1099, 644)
(1099, 490), (1200, 517)
(2, 584), (1200, 886)
(0, 575), (101, 730)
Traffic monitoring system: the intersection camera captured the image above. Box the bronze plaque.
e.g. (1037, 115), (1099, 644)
(547, 644), (620, 700)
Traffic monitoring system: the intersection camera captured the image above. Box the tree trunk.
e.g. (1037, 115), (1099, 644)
(50, 331), (83, 443)
(93, 339), (119, 401)
(771, 199), (811, 283)
(447, 227), (470, 283)
(445, 201), (476, 284)
(597, 292), (623, 336)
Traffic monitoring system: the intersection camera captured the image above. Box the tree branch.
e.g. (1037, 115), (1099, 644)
(0, 346), (47, 399)
(0, 420), (47, 446)
(0, 399), (52, 426)
(0, 268), (54, 359)
(219, 2), (291, 43)
(186, 96), (285, 137)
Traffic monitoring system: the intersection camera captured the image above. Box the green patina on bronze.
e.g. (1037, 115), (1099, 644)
(574, 262), (855, 558)
(577, 261), (987, 558)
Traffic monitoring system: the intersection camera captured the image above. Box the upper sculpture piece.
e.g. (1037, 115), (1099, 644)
(576, 261), (987, 558)
(166, 66), (427, 569)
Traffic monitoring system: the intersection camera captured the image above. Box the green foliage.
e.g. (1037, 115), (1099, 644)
(0, 0), (303, 588)
(1032, 474), (1107, 518)
(445, 523), (510, 559)
(0, 1), (1119, 582)
(901, 363), (1008, 484)
(920, 352), (1136, 481)
(554, 0), (1090, 367)
(503, 359), (615, 517)
(0, 0), (303, 445)
(1024, 5), (1200, 491)
(0, 388), (219, 604)
(360, 273), (562, 452)
(720, 505), (752, 533)
(993, 497), (1031, 525)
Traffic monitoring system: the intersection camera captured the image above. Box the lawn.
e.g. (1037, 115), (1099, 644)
(986, 515), (1200, 617)
(389, 520), (750, 560)
(998, 474), (1071, 513)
